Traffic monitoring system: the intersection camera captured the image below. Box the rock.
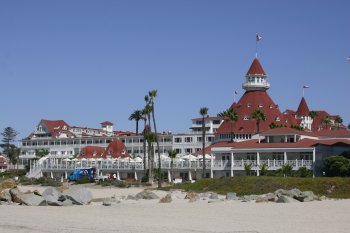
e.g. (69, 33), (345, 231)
(62, 187), (92, 205)
(0, 188), (12, 202)
(199, 192), (210, 198)
(102, 197), (112, 206)
(277, 195), (297, 203)
(226, 192), (237, 200)
(240, 195), (259, 202)
(159, 194), (172, 203)
(58, 184), (69, 193)
(275, 188), (301, 198)
(10, 188), (23, 203)
(135, 190), (159, 200)
(20, 193), (47, 206)
(42, 187), (62, 203)
(295, 191), (315, 202)
(209, 193), (219, 200)
(33, 190), (42, 196)
(0, 179), (17, 190)
(255, 197), (269, 203)
(264, 193), (278, 202)
(316, 195), (327, 201)
(126, 195), (137, 200)
(61, 199), (73, 206)
(185, 191), (199, 202)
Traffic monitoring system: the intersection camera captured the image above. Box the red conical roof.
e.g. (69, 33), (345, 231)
(246, 58), (266, 75)
(296, 97), (310, 116)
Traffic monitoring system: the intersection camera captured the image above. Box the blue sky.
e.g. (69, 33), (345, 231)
(0, 0), (349, 140)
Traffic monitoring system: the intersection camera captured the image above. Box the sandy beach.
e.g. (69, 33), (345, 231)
(0, 184), (349, 233)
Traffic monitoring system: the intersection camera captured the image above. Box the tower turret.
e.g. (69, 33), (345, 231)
(242, 58), (270, 91)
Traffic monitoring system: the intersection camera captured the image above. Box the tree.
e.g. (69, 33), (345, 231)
(141, 108), (148, 175)
(322, 116), (331, 129)
(348, 123), (350, 130)
(143, 100), (152, 179)
(199, 107), (209, 178)
(223, 108), (238, 142)
(324, 156), (350, 177)
(128, 110), (143, 135)
(148, 90), (162, 188)
(309, 111), (318, 119)
(35, 149), (49, 158)
(252, 109), (266, 133)
(334, 116), (343, 130)
(281, 163), (293, 177)
(144, 131), (157, 184)
(168, 149), (178, 184)
(1, 127), (18, 163)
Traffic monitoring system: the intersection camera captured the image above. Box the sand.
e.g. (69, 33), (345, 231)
(0, 184), (349, 233)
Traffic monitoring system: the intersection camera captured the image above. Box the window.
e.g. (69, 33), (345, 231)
(213, 120), (221, 124)
(259, 104), (263, 108)
(174, 137), (182, 143)
(207, 137), (213, 142)
(276, 117), (280, 122)
(185, 137), (193, 143)
(197, 137), (202, 142)
(247, 103), (252, 108)
(243, 115), (249, 120)
(196, 120), (202, 125)
(185, 148), (192, 154)
(175, 148), (182, 153)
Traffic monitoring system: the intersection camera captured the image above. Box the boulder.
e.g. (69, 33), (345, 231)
(274, 188), (301, 198)
(159, 194), (172, 203)
(62, 187), (92, 205)
(255, 197), (269, 203)
(42, 187), (63, 203)
(0, 188), (12, 202)
(185, 191), (199, 202)
(0, 179), (17, 190)
(102, 197), (112, 206)
(264, 193), (278, 202)
(135, 190), (159, 200)
(20, 193), (47, 206)
(126, 195), (137, 200)
(276, 195), (297, 203)
(10, 188), (23, 203)
(209, 193), (219, 200)
(240, 195), (259, 202)
(226, 192), (237, 200)
(61, 199), (73, 206)
(295, 191), (315, 202)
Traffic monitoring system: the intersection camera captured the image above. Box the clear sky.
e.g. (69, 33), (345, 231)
(0, 0), (349, 141)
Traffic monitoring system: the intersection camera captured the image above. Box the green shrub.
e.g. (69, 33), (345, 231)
(295, 167), (312, 177)
(74, 177), (92, 184)
(281, 164), (293, 177)
(324, 156), (350, 177)
(259, 163), (268, 176)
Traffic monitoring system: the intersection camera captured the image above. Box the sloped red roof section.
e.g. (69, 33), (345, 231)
(296, 97), (310, 116)
(103, 140), (129, 158)
(41, 119), (70, 135)
(79, 146), (105, 159)
(216, 91), (290, 134)
(246, 58), (266, 75)
(100, 121), (113, 126)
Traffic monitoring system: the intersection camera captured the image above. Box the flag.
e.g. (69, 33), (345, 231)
(256, 34), (263, 41)
(234, 91), (238, 95)
(303, 85), (310, 88)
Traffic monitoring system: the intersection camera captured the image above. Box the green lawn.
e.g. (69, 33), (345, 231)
(163, 176), (350, 198)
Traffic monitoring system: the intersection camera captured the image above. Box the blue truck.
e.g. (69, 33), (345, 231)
(68, 168), (96, 182)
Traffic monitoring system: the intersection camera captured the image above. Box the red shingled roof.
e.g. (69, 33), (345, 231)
(296, 97), (310, 116)
(100, 121), (113, 126)
(41, 119), (70, 135)
(216, 91), (291, 134)
(79, 146), (105, 159)
(246, 58), (266, 75)
(102, 140), (129, 158)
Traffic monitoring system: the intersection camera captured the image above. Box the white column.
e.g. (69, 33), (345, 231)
(134, 171), (138, 181)
(230, 152), (234, 177)
(284, 152), (287, 164)
(117, 171), (120, 180)
(256, 152), (260, 176)
(50, 172), (53, 179)
(188, 171), (192, 181)
(210, 153), (214, 178)
(65, 171), (68, 179)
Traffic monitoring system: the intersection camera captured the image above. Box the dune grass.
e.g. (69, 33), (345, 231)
(162, 176), (350, 198)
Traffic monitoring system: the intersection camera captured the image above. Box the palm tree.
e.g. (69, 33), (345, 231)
(144, 131), (156, 184)
(148, 90), (162, 188)
(168, 149), (178, 184)
(141, 108), (148, 175)
(128, 110), (143, 135)
(348, 123), (350, 130)
(309, 111), (318, 119)
(252, 109), (266, 133)
(322, 116), (331, 129)
(335, 116), (343, 130)
(143, 101), (152, 177)
(199, 107), (208, 178)
(223, 108), (238, 142)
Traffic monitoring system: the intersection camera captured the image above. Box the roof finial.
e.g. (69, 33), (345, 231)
(302, 85), (310, 97)
(255, 33), (263, 58)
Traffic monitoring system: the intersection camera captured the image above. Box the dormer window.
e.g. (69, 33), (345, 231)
(93, 151), (96, 157)
(243, 115), (249, 120)
(247, 103), (252, 108)
(276, 117), (280, 122)
(108, 150), (113, 155)
(259, 104), (263, 108)
(269, 104), (273, 109)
